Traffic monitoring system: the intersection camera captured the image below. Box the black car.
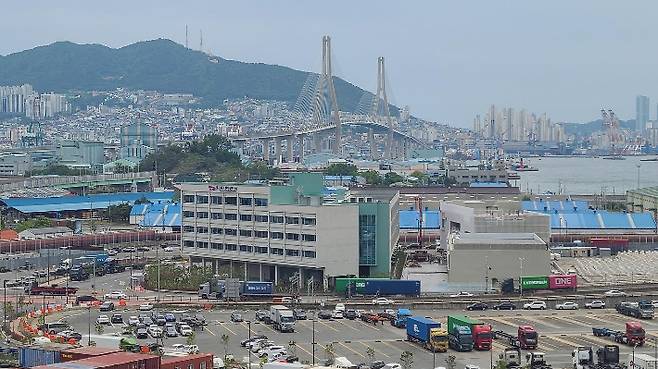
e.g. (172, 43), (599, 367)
(99, 301), (114, 312)
(466, 302), (489, 311)
(155, 315), (167, 326)
(75, 295), (99, 305)
(111, 314), (123, 324)
(370, 361), (386, 369)
(255, 310), (270, 322)
(318, 310), (332, 320)
(135, 324), (148, 339)
(141, 316), (154, 326)
(194, 313), (207, 325)
(293, 309), (307, 320)
(0, 267), (10, 273)
(344, 309), (358, 320)
(493, 301), (517, 310)
(241, 334), (267, 347)
(137, 246), (150, 252)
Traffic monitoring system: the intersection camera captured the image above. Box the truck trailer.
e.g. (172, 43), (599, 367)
(628, 353), (657, 369)
(447, 315), (475, 352)
(406, 316), (448, 352)
(616, 301), (654, 320)
(592, 322), (645, 346)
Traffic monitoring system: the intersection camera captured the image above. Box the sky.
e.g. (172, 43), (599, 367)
(1, 1), (657, 127)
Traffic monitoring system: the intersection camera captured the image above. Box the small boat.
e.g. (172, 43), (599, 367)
(511, 158), (539, 172)
(640, 157), (658, 162)
(602, 155), (626, 160)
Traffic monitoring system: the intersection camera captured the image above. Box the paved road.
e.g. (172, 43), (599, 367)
(52, 306), (658, 369)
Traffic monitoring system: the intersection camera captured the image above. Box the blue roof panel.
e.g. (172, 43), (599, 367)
(469, 182), (508, 188)
(2, 192), (175, 214)
(139, 203), (181, 227)
(399, 210), (441, 229)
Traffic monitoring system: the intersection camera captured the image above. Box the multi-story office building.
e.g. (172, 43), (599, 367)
(179, 173), (399, 286)
(636, 95), (650, 135)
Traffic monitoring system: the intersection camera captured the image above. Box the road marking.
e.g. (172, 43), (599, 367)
(337, 342), (365, 358)
(204, 326), (216, 336)
(486, 316), (520, 328)
(335, 320), (360, 332)
(294, 343), (313, 357)
(544, 334), (582, 348)
(315, 319), (339, 333)
(516, 315), (562, 330)
(356, 320), (381, 331)
(364, 341), (392, 358)
(253, 321), (277, 333)
(549, 315), (593, 328)
(219, 322), (237, 336)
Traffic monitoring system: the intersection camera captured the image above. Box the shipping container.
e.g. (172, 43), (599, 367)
(19, 347), (61, 368)
(242, 281), (273, 295)
(548, 274), (577, 289)
(161, 353), (214, 369)
(364, 279), (421, 296)
(68, 352), (160, 369)
(406, 316), (441, 343)
(334, 277), (368, 294)
(60, 346), (120, 362)
(519, 275), (549, 290)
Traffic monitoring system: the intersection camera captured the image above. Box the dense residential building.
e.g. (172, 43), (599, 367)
(25, 93), (70, 119)
(179, 173), (399, 285)
(120, 121), (158, 161)
(636, 95), (650, 135)
(0, 84), (34, 114)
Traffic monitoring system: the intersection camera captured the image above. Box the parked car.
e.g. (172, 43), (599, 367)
(450, 291), (474, 298)
(252, 340), (275, 353)
(318, 310), (333, 319)
(255, 310), (270, 322)
(75, 295), (99, 305)
(556, 301), (579, 310)
(111, 314), (123, 324)
(241, 335), (267, 347)
(652, 301), (658, 309)
(57, 330), (82, 341)
(604, 289), (626, 297)
(492, 301), (517, 310)
(147, 325), (163, 338)
(259, 345), (286, 358)
(293, 309), (307, 320)
(335, 303), (346, 311)
(135, 325), (148, 339)
(155, 315), (167, 326)
(99, 301), (114, 312)
(466, 302), (488, 311)
(332, 310), (344, 319)
(165, 324), (178, 337)
(96, 315), (110, 324)
(128, 316), (140, 326)
(104, 291), (128, 300)
(523, 301), (547, 310)
(230, 312), (243, 322)
(164, 313), (176, 322)
(141, 316), (154, 326)
(585, 300), (606, 309)
(372, 297), (394, 305)
(178, 324), (193, 336)
(122, 247), (136, 253)
(139, 303), (154, 311)
(344, 309), (358, 320)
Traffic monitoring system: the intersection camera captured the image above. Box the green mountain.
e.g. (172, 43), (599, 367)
(0, 39), (371, 111)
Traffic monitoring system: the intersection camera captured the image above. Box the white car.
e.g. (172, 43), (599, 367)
(33, 336), (52, 345)
(178, 324), (193, 336)
(523, 301), (547, 310)
(585, 300), (606, 309)
(96, 315), (110, 324)
(104, 291), (128, 300)
(332, 310), (344, 319)
(147, 324), (163, 338)
(372, 297), (394, 305)
(128, 316), (140, 326)
(335, 303), (346, 311)
(604, 289), (626, 297)
(450, 291), (474, 298)
(163, 247), (176, 252)
(185, 345), (200, 354)
(139, 303), (154, 311)
(252, 340), (274, 353)
(652, 301), (658, 309)
(556, 301), (579, 310)
(383, 364), (402, 369)
(259, 345), (286, 358)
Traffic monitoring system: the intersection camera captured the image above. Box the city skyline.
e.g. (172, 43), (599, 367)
(3, 1), (658, 127)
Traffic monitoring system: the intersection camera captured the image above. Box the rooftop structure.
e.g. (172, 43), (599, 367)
(1, 191), (174, 214)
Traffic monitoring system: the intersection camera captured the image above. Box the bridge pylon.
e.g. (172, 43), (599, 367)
(372, 57), (394, 159)
(312, 36), (342, 155)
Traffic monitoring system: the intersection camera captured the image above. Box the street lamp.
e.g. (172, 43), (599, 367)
(87, 306), (92, 346)
(636, 163), (641, 189)
(312, 319), (316, 365)
(3, 280), (7, 332)
(519, 257), (525, 296)
(247, 320), (251, 369)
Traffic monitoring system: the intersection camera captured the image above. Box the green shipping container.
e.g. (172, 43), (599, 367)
(447, 315), (482, 334)
(334, 278), (367, 294)
(519, 275), (549, 290)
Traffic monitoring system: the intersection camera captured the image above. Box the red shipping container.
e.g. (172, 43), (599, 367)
(60, 346), (121, 362)
(548, 274), (577, 289)
(161, 354), (214, 369)
(67, 352), (160, 369)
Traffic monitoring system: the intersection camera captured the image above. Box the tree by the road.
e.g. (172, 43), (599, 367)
(445, 355), (457, 369)
(400, 350), (414, 369)
(324, 343), (336, 364)
(366, 346), (376, 362)
(221, 333), (230, 358)
(186, 331), (196, 346)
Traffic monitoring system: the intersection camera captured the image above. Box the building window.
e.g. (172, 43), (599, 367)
(270, 215), (284, 224)
(255, 198), (268, 207)
(303, 250), (317, 258)
(211, 212), (222, 220)
(211, 242), (223, 250)
(197, 211), (208, 219)
(271, 248), (284, 255)
(359, 214), (377, 265)
(211, 196), (222, 205)
(183, 240), (194, 248)
(225, 213), (237, 221)
(286, 216), (299, 225)
(240, 197), (252, 206)
(254, 230), (268, 238)
(224, 197), (237, 205)
(197, 227), (208, 234)
(196, 241), (208, 248)
(225, 243), (237, 251)
(183, 195), (195, 203)
(239, 229), (253, 237)
(225, 228), (237, 236)
(286, 233), (299, 241)
(239, 245), (253, 252)
(271, 232), (284, 240)
(302, 234), (316, 242)
(183, 211), (195, 218)
(255, 215), (269, 222)
(255, 246), (268, 254)
(196, 195), (209, 204)
(211, 227), (223, 235)
(240, 214), (253, 221)
(286, 249), (300, 257)
(302, 217), (316, 226)
(183, 226), (194, 232)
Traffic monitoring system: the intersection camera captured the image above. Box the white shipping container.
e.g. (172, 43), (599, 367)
(629, 353), (658, 369)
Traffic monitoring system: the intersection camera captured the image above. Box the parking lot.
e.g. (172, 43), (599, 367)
(50, 304), (658, 369)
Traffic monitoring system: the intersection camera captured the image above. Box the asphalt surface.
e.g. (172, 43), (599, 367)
(50, 305), (658, 369)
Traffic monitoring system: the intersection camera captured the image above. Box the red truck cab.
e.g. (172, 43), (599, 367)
(626, 321), (645, 345)
(472, 324), (493, 350)
(518, 325), (538, 349)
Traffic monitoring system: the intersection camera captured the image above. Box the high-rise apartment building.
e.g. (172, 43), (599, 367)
(636, 95), (650, 135)
(0, 84), (34, 114)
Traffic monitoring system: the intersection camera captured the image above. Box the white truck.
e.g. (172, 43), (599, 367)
(629, 353), (658, 369)
(270, 305), (295, 332)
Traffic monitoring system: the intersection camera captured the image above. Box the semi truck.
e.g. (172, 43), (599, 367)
(446, 315), (493, 351)
(592, 322), (646, 346)
(616, 301), (654, 319)
(391, 309), (412, 328)
(494, 325), (539, 350)
(405, 316), (449, 352)
(25, 283), (78, 296)
(573, 345), (623, 369)
(526, 352), (552, 369)
(498, 348), (523, 369)
(628, 353), (658, 369)
(447, 315), (475, 352)
(270, 305), (295, 332)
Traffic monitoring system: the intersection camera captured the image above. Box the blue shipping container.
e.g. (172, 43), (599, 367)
(406, 316), (440, 343)
(364, 279), (421, 296)
(242, 281), (273, 295)
(20, 347), (61, 368)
